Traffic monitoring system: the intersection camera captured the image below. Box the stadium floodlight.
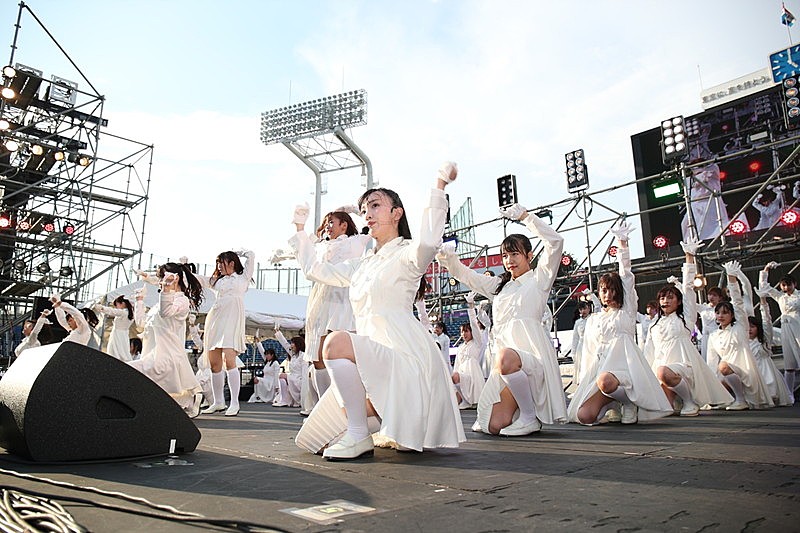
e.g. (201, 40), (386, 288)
(565, 149), (589, 193)
(497, 174), (518, 207)
(260, 89), (368, 145)
(660, 116), (689, 164)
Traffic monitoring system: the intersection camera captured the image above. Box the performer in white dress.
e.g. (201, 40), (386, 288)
(680, 162), (730, 241)
(571, 289), (601, 387)
(759, 262), (800, 396)
(129, 262), (203, 418)
(707, 261), (772, 411)
(249, 346), (280, 404)
(636, 300), (658, 349)
(198, 249), (255, 417)
(698, 287), (727, 366)
(752, 187), (785, 231)
(568, 223), (672, 425)
(293, 162), (465, 460)
(93, 296), (134, 361)
(644, 238), (733, 415)
(437, 202), (567, 437)
(14, 311), (52, 357)
(274, 325), (309, 411)
(750, 292), (793, 406)
(51, 296), (95, 346)
(452, 291), (485, 408)
(414, 298), (454, 374)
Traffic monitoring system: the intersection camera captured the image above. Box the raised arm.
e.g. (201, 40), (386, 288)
(407, 164), (457, 275)
(610, 221), (637, 315)
(758, 294), (775, 349)
(274, 328), (292, 355)
(415, 298), (432, 330)
(57, 301), (89, 335)
(94, 304), (127, 318)
(732, 267), (754, 317)
(239, 249), (256, 282)
(436, 245), (501, 300)
(759, 262), (784, 301)
(521, 211), (564, 291)
(723, 261), (747, 322)
(679, 237), (702, 326)
(464, 292), (485, 351)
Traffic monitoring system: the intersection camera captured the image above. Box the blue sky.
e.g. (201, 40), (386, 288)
(0, 0), (791, 274)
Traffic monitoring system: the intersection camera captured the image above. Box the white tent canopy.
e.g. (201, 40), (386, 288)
(101, 281), (307, 335)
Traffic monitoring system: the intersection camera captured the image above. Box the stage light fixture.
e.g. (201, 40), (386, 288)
(4, 139), (19, 151)
(0, 119), (9, 130)
(2, 65), (15, 78)
(30, 144), (44, 156)
(660, 116), (689, 164)
(12, 259), (26, 272)
(63, 223), (75, 235)
(497, 174), (518, 208)
(0, 213), (11, 228)
(693, 275), (707, 289)
(560, 254), (573, 267)
(729, 219), (748, 235)
(781, 209), (799, 226)
(565, 149), (589, 193)
(1, 87), (14, 99)
(78, 155), (91, 167)
(17, 220), (30, 231)
(782, 76), (800, 130)
(652, 177), (681, 199)
(607, 245), (618, 258)
(54, 150), (65, 161)
(42, 221), (55, 232)
(448, 277), (458, 287)
(36, 262), (51, 274)
(59, 266), (73, 277)
(652, 235), (669, 250)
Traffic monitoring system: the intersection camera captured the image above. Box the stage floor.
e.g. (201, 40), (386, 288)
(0, 402), (798, 532)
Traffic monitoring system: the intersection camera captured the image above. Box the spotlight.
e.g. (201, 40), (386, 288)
(78, 155), (91, 167)
(496, 174), (518, 208)
(782, 76), (800, 130)
(0, 119), (9, 130)
(42, 221), (55, 232)
(652, 235), (669, 250)
(63, 223), (75, 235)
(2, 65), (16, 78)
(12, 259), (25, 272)
(560, 254), (573, 267)
(17, 220), (31, 231)
(0, 213), (11, 228)
(565, 148), (589, 193)
(59, 266), (73, 277)
(30, 144), (44, 156)
(448, 277), (458, 287)
(4, 139), (19, 151)
(693, 275), (707, 289)
(660, 116), (689, 164)
(781, 209), (799, 226)
(607, 245), (618, 258)
(729, 219), (748, 235)
(36, 262), (51, 274)
(1, 87), (15, 99)
(54, 151), (65, 161)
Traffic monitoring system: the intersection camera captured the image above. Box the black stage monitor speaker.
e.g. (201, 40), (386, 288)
(0, 342), (201, 462)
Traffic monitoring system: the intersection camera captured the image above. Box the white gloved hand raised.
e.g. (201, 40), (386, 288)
(680, 235), (704, 255)
(49, 293), (61, 305)
(666, 275), (680, 285)
(273, 318), (281, 332)
(723, 260), (742, 276)
(765, 261), (780, 271)
(465, 291), (476, 305)
(754, 285), (771, 298)
(292, 202), (310, 225)
(581, 288), (592, 296)
(499, 203), (527, 221)
(609, 220), (635, 242)
(134, 287), (146, 300)
(436, 161), (458, 185)
(188, 313), (197, 325)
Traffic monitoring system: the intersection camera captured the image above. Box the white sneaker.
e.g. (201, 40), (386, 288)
(322, 433), (374, 460)
(201, 403), (227, 414)
(621, 404), (638, 424)
(680, 401), (700, 417)
(224, 404), (240, 416)
(606, 408), (622, 423)
(726, 401), (748, 411)
(499, 418), (542, 436)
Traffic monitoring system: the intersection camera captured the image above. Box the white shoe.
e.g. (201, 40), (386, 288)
(186, 393), (203, 419)
(322, 433), (374, 461)
(458, 400), (471, 410)
(680, 401), (700, 417)
(499, 418), (541, 436)
(726, 401), (748, 411)
(621, 404), (638, 424)
(201, 403), (227, 414)
(225, 404), (240, 416)
(606, 408), (622, 423)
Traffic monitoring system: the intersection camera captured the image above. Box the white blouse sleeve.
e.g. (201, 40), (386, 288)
(617, 245), (638, 316)
(437, 253), (501, 301)
(523, 213), (565, 292)
(96, 305), (127, 318)
(241, 250), (256, 283)
(289, 230), (357, 288)
(759, 299), (775, 349)
(134, 298), (147, 328)
(274, 330), (293, 355)
(159, 291), (189, 320)
(681, 261), (698, 326)
(407, 188), (449, 274)
(57, 302), (89, 336)
(466, 304), (485, 351)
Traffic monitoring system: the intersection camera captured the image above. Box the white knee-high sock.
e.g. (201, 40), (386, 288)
(604, 386), (633, 407)
(211, 371), (225, 406)
(501, 370), (537, 424)
(226, 368), (241, 408)
(724, 373), (746, 404)
(669, 378), (696, 406)
(313, 367), (331, 397)
(784, 370), (796, 395)
(326, 359), (369, 441)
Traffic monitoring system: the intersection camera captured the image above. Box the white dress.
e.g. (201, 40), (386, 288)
(433, 331), (453, 373)
(571, 316), (588, 386)
(568, 246), (673, 422)
(644, 262), (733, 407)
(438, 213), (568, 431)
(453, 305), (486, 405)
(54, 301), (91, 345)
(707, 282), (772, 409)
(636, 312), (655, 349)
(249, 359), (280, 403)
(198, 250), (255, 353)
(760, 270), (800, 371)
(698, 302), (719, 366)
(14, 316), (49, 357)
(298, 234), (370, 362)
(274, 354), (304, 407)
(95, 305), (134, 362)
(129, 290), (201, 409)
(293, 188), (465, 452)
(751, 302), (793, 406)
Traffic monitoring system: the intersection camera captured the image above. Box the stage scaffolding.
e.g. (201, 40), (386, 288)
(428, 134), (800, 334)
(0, 2), (152, 354)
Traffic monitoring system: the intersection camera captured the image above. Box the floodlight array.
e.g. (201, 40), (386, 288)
(660, 116), (689, 163)
(565, 149), (589, 193)
(260, 89), (367, 145)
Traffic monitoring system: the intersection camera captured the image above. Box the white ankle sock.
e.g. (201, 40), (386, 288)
(501, 370), (537, 424)
(326, 359), (369, 441)
(211, 371), (225, 406)
(724, 373), (746, 404)
(604, 386), (632, 407)
(313, 367), (331, 397)
(226, 368), (241, 408)
(669, 378), (695, 406)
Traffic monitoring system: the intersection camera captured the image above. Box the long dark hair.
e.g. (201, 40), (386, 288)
(291, 335), (306, 354)
(264, 347), (277, 365)
(652, 285), (689, 331)
(113, 295), (134, 321)
(158, 262), (204, 310)
(80, 308), (99, 328)
(25, 318), (53, 345)
(210, 251), (244, 287)
(494, 234), (532, 295)
(748, 315), (765, 345)
(358, 187), (427, 301)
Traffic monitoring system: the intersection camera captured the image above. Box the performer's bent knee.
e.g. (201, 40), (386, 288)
(322, 330), (354, 361)
(497, 348), (522, 375)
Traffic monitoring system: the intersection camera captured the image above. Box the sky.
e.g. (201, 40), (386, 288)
(0, 0), (793, 281)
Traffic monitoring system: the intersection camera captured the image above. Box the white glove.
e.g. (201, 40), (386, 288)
(465, 291), (476, 305)
(765, 261), (780, 270)
(255, 328), (261, 339)
(609, 221), (635, 242)
(680, 236), (704, 255)
(188, 313), (196, 325)
(436, 241), (457, 262)
(292, 202), (310, 225)
(134, 287), (146, 300)
(581, 288), (592, 296)
(723, 260), (742, 276)
(754, 285), (771, 298)
(48, 293), (61, 305)
(436, 161), (458, 185)
(179, 256), (189, 264)
(335, 204), (360, 215)
(273, 318), (281, 332)
(40, 309), (52, 317)
(162, 272), (178, 284)
(666, 275), (679, 285)
(499, 203), (527, 221)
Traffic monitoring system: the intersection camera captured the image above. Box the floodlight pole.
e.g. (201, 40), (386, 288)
(334, 126), (373, 189)
(283, 142), (324, 228)
(579, 191), (594, 291)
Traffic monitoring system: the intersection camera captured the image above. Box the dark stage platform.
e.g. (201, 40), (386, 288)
(0, 402), (798, 532)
